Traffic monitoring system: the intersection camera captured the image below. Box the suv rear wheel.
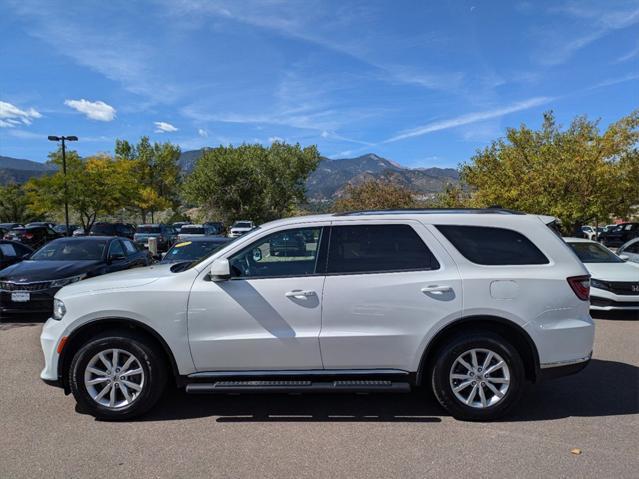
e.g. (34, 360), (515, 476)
(431, 332), (525, 421)
(69, 331), (167, 420)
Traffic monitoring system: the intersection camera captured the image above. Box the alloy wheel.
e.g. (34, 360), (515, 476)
(449, 348), (510, 409)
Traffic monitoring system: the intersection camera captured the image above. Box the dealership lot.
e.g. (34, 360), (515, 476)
(0, 312), (637, 479)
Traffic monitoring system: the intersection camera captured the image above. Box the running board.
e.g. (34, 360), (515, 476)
(185, 379), (411, 394)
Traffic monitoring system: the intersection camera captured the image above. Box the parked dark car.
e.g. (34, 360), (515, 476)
(203, 221), (225, 235)
(160, 236), (231, 264)
(3, 225), (61, 249)
(89, 222), (136, 239)
(0, 236), (150, 315)
(25, 222), (56, 229)
(53, 224), (79, 236)
(0, 240), (33, 271)
(601, 223), (639, 247)
(269, 230), (307, 256)
(133, 224), (178, 252)
(172, 222), (191, 232)
(0, 222), (23, 232)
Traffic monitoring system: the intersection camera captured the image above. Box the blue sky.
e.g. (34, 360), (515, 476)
(1, 0), (637, 168)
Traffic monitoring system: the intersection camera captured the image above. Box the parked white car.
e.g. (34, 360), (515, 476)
(41, 209), (594, 421)
(617, 237), (639, 264)
(565, 238), (639, 311)
(228, 220), (255, 238)
(580, 225), (598, 241)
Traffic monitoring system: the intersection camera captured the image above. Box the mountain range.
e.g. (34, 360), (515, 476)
(0, 151), (459, 200)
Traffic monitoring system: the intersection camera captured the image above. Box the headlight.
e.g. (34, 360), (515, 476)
(590, 279), (609, 291)
(52, 299), (66, 320)
(51, 273), (87, 288)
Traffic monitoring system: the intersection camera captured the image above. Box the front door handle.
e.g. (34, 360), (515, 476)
(421, 285), (453, 294)
(285, 290), (316, 299)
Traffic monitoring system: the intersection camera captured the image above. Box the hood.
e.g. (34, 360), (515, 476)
(177, 234), (205, 240)
(0, 260), (104, 282)
(57, 263), (175, 296)
(586, 261), (639, 282)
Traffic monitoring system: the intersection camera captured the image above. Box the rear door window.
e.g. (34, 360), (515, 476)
(326, 224), (439, 274)
(436, 225), (549, 265)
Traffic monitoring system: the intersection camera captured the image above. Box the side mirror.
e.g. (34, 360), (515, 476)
(210, 258), (230, 281)
(618, 254), (629, 261)
(252, 248), (262, 262)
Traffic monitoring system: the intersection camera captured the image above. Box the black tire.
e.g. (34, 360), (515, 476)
(430, 331), (525, 421)
(69, 330), (167, 420)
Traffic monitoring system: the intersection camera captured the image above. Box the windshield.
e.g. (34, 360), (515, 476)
(568, 242), (624, 263)
(137, 226), (161, 233)
(163, 240), (228, 262)
(91, 224), (115, 235)
(31, 239), (107, 261)
(233, 222), (252, 229)
(180, 226), (204, 234)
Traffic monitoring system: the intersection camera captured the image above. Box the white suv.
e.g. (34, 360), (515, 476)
(40, 209), (594, 421)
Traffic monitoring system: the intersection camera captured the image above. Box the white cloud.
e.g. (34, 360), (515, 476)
(154, 121), (178, 133)
(268, 136), (284, 143)
(386, 97), (553, 143)
(64, 99), (116, 121)
(197, 128), (208, 137)
(0, 100), (42, 127)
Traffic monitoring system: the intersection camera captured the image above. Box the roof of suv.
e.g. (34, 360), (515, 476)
(333, 208), (525, 216)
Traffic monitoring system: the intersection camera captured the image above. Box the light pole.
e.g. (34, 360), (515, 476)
(48, 135), (78, 236)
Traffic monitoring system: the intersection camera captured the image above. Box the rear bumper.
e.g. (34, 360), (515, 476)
(537, 354), (591, 381)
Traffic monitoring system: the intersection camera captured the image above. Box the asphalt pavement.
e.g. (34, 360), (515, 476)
(1, 311), (637, 478)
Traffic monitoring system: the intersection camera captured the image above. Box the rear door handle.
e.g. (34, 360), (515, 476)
(421, 285), (453, 294)
(285, 290), (316, 299)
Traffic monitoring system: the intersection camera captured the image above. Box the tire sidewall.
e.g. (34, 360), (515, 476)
(432, 333), (525, 421)
(69, 334), (165, 420)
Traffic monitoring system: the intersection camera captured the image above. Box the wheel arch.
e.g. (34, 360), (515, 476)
(58, 317), (181, 394)
(416, 315), (540, 385)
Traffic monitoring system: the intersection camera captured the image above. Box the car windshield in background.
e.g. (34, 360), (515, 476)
(90, 224), (115, 235)
(568, 242), (623, 263)
(180, 226), (205, 234)
(165, 240), (228, 262)
(137, 226), (161, 234)
(234, 222), (252, 228)
(31, 239), (107, 261)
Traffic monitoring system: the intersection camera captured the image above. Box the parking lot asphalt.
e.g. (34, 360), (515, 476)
(1, 311), (637, 479)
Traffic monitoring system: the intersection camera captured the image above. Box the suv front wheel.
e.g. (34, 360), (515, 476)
(431, 332), (525, 421)
(69, 331), (167, 420)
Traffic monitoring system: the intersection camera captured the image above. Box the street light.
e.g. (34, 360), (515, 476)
(47, 135), (78, 236)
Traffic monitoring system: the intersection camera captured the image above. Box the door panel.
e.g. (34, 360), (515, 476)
(319, 221), (462, 371)
(188, 276), (325, 370)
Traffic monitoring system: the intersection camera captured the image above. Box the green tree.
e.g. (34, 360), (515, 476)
(460, 111), (639, 232)
(183, 142), (320, 224)
(431, 183), (470, 208)
(26, 149), (138, 231)
(0, 183), (32, 223)
(115, 137), (182, 222)
(333, 177), (417, 212)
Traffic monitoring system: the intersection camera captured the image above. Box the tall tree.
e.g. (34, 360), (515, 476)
(333, 177), (417, 212)
(115, 137), (182, 222)
(184, 142), (320, 224)
(460, 110), (639, 231)
(0, 183), (31, 223)
(26, 149), (137, 231)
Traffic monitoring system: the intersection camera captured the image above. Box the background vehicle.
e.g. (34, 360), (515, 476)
(72, 228), (85, 237)
(160, 237), (231, 264)
(25, 222), (56, 229)
(177, 224), (221, 241)
(617, 237), (639, 264)
(0, 240), (33, 271)
(172, 222), (191, 233)
(89, 222), (136, 239)
(269, 230), (307, 256)
(133, 224), (178, 252)
(565, 238), (639, 311)
(41, 210), (594, 421)
(600, 223), (639, 247)
(0, 236), (150, 315)
(53, 224), (79, 236)
(228, 220), (255, 238)
(3, 225), (60, 249)
(0, 223), (23, 234)
(204, 221), (225, 235)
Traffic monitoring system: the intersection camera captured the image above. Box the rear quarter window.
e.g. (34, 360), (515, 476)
(436, 225), (549, 265)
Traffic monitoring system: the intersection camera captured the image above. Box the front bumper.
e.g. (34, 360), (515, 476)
(590, 287), (639, 311)
(0, 288), (59, 314)
(40, 316), (67, 385)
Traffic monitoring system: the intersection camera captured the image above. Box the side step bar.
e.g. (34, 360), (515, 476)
(186, 379), (411, 394)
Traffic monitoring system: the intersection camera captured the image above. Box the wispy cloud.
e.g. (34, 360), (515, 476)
(0, 100), (41, 127)
(616, 42), (639, 63)
(64, 99), (116, 121)
(385, 97), (552, 143)
(589, 73), (639, 89)
(154, 121), (178, 133)
(197, 128), (208, 137)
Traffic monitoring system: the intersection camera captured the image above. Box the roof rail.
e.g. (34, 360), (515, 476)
(332, 208), (525, 216)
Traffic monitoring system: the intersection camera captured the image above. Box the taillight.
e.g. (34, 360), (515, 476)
(25, 233), (34, 239)
(567, 275), (590, 301)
